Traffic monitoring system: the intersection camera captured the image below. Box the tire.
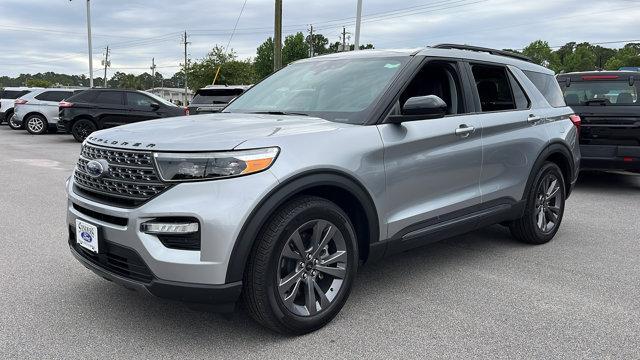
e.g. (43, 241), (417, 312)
(509, 162), (566, 244)
(71, 119), (97, 142)
(8, 113), (22, 130)
(243, 196), (358, 335)
(25, 114), (48, 135)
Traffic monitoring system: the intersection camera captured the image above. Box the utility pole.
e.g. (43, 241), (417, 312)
(342, 27), (347, 52)
(308, 24), (314, 57)
(354, 0), (363, 50)
(150, 57), (157, 89)
(274, 0), (283, 71)
(181, 31), (190, 105)
(101, 45), (110, 88)
(85, 0), (93, 87)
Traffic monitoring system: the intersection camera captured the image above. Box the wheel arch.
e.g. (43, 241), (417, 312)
(225, 170), (380, 283)
(523, 141), (576, 202)
(23, 111), (46, 122)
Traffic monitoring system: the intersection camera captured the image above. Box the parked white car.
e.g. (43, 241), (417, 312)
(0, 87), (38, 125)
(10, 88), (85, 134)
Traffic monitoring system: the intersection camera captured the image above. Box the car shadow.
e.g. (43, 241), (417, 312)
(61, 224), (520, 343)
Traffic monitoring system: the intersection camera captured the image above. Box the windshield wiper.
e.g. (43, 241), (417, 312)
(248, 111), (309, 116)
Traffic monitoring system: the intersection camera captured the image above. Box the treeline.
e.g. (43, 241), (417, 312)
(513, 40), (640, 73)
(0, 31), (373, 91)
(6, 36), (637, 92)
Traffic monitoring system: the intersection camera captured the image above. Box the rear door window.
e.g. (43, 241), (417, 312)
(35, 91), (73, 102)
(524, 70), (566, 107)
(560, 80), (638, 106)
(94, 91), (124, 105)
(471, 64), (516, 112)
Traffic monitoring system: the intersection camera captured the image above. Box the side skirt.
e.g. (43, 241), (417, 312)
(370, 199), (525, 258)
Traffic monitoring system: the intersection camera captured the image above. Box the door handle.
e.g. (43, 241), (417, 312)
(455, 124), (475, 138)
(528, 114), (542, 123)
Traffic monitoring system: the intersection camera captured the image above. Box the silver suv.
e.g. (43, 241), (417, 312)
(12, 88), (85, 134)
(65, 45), (580, 334)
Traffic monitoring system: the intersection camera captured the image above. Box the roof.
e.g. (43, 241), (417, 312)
(297, 45), (553, 74)
(203, 85), (251, 90)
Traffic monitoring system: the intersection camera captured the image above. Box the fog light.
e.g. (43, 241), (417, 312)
(141, 221), (199, 234)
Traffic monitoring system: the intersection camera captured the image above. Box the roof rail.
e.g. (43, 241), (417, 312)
(432, 44), (534, 63)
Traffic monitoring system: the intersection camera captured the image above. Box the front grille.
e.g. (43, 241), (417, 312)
(74, 143), (169, 206)
(70, 227), (154, 283)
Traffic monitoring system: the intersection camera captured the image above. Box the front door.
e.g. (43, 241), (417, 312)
(378, 59), (483, 240)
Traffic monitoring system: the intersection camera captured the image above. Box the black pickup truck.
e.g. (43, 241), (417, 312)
(558, 71), (640, 172)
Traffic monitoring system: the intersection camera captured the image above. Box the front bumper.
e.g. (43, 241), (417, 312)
(57, 119), (70, 133)
(66, 169), (280, 290)
(69, 237), (242, 308)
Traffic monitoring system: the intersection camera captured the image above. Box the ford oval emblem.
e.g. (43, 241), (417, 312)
(80, 231), (93, 243)
(86, 159), (109, 178)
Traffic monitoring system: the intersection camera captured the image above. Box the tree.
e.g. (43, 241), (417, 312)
(522, 40), (554, 67)
(306, 33), (330, 56)
(255, 37), (274, 80)
(25, 78), (51, 88)
(186, 45), (256, 90)
(282, 32), (309, 65)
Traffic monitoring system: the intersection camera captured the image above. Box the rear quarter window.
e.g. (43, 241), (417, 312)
(523, 70), (566, 108)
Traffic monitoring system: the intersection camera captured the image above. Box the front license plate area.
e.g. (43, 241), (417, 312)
(76, 219), (99, 254)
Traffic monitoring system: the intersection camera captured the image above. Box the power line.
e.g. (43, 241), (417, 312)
(225, 0), (249, 53)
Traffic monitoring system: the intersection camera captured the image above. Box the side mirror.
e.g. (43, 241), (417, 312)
(387, 95), (448, 124)
(150, 103), (160, 110)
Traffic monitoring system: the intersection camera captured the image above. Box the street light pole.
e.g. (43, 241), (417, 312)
(354, 0), (362, 51)
(85, 0), (94, 87)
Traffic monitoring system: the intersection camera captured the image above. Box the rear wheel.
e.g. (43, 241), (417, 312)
(25, 114), (48, 135)
(71, 119), (97, 142)
(243, 196), (358, 335)
(510, 162), (566, 244)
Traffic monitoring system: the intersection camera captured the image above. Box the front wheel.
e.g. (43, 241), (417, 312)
(71, 119), (97, 142)
(509, 162), (566, 244)
(25, 114), (48, 135)
(243, 196), (358, 335)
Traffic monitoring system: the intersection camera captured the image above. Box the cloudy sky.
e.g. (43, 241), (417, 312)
(0, 0), (638, 77)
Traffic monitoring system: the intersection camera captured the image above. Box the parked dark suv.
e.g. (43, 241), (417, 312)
(188, 85), (250, 115)
(558, 71), (640, 172)
(58, 89), (187, 142)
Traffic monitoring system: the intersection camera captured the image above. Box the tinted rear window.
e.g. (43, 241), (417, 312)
(94, 91), (124, 105)
(1, 90), (29, 99)
(523, 71), (566, 107)
(67, 90), (96, 103)
(35, 91), (73, 102)
(192, 88), (244, 104)
(560, 80), (638, 106)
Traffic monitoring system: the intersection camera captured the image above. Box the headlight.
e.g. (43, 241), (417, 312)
(153, 147), (279, 182)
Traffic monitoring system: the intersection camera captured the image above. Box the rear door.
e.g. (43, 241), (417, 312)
(559, 76), (640, 159)
(92, 91), (127, 128)
(465, 62), (550, 206)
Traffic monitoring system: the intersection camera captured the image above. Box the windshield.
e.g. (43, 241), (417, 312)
(141, 91), (179, 107)
(224, 57), (408, 124)
(561, 81), (639, 106)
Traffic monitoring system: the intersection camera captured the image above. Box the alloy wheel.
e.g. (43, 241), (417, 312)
(277, 219), (348, 317)
(27, 117), (44, 134)
(534, 173), (562, 233)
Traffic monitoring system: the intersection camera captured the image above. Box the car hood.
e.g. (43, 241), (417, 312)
(86, 113), (347, 151)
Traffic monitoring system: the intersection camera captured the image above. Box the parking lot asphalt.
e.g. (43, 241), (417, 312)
(1, 126), (639, 359)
